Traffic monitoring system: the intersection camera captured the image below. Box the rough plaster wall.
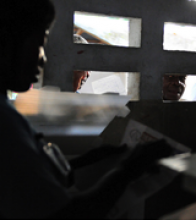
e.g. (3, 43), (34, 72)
(44, 0), (74, 91)
(44, 0), (196, 100)
(127, 73), (140, 99)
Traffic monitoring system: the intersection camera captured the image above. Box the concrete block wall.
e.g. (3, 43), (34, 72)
(44, 0), (196, 100)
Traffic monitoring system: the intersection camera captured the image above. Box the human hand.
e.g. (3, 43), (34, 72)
(120, 139), (173, 179)
(70, 144), (128, 169)
(86, 144), (128, 159)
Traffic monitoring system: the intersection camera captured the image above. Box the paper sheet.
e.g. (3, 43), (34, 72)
(120, 120), (190, 153)
(92, 75), (126, 95)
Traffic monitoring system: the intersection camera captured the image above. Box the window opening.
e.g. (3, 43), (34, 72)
(74, 70), (140, 100)
(74, 11), (142, 48)
(164, 22), (196, 52)
(163, 74), (196, 102)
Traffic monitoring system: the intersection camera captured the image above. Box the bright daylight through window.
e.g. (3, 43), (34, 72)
(164, 21), (196, 101)
(74, 11), (142, 47)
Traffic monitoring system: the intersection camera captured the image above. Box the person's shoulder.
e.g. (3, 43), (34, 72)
(0, 95), (38, 154)
(0, 95), (31, 133)
(0, 96), (20, 119)
(0, 95), (15, 114)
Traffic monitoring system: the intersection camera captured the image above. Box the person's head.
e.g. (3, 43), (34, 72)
(73, 34), (90, 92)
(0, 0), (55, 94)
(163, 75), (186, 100)
(73, 34), (88, 44)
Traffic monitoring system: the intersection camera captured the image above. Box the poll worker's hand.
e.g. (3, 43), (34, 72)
(120, 139), (173, 180)
(70, 144), (128, 170)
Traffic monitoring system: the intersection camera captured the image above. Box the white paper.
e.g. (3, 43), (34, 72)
(92, 75), (126, 95)
(120, 120), (190, 153)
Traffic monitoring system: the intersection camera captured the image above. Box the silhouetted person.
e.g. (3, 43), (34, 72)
(0, 1), (173, 218)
